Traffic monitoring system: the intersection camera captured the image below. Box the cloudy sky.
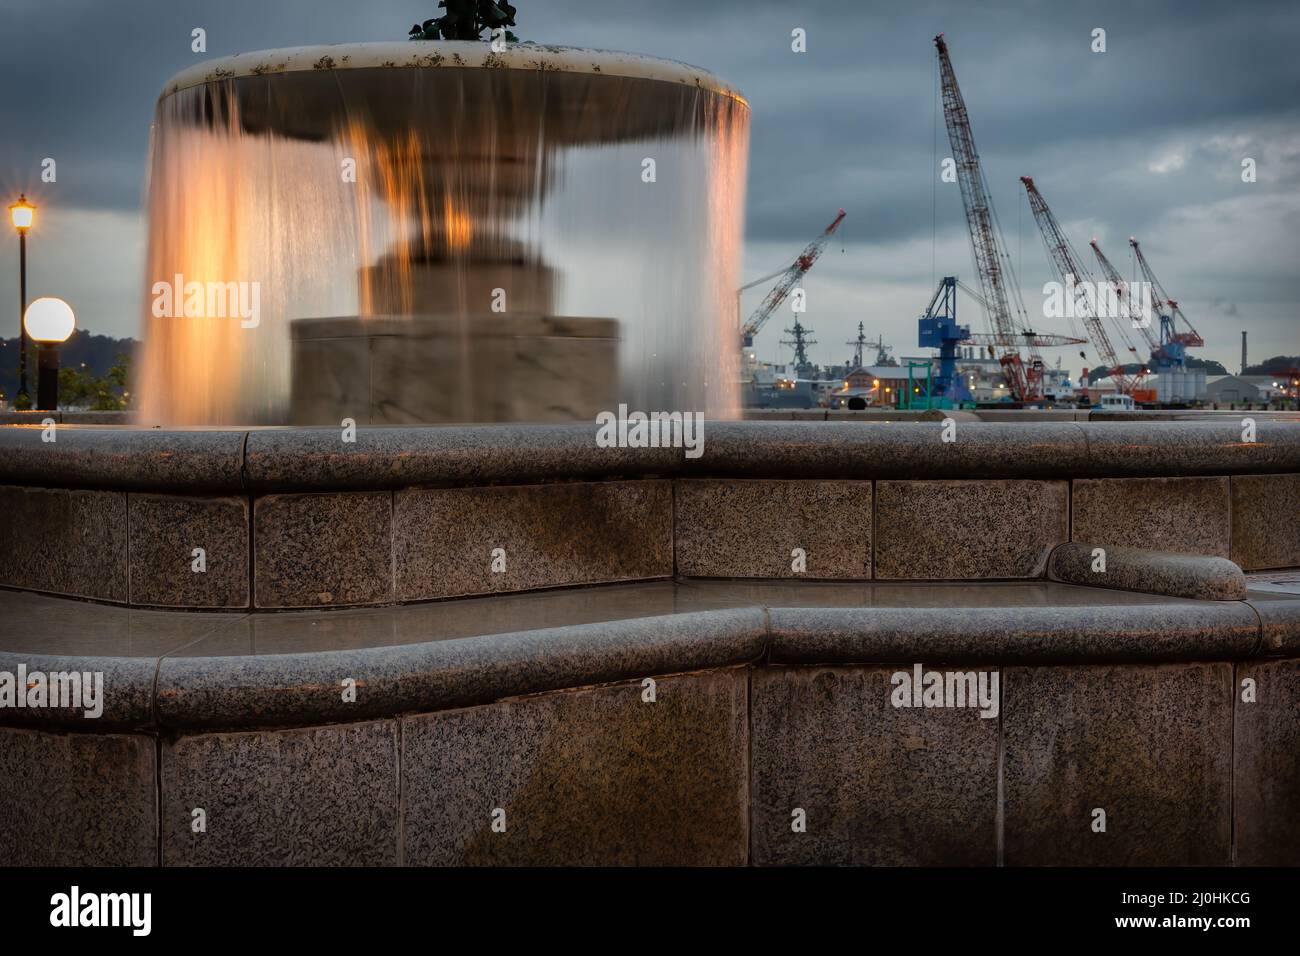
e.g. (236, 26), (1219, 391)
(0, 0), (1296, 374)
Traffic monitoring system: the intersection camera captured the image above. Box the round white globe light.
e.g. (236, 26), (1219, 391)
(23, 296), (76, 344)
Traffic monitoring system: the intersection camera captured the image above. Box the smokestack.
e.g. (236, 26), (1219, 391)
(1241, 330), (1248, 376)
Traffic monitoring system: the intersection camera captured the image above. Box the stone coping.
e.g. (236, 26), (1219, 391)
(2, 420), (1299, 492)
(0, 580), (1290, 732)
(1048, 541), (1248, 601)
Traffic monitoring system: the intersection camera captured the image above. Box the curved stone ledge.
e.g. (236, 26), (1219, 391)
(766, 603), (1262, 665)
(156, 608), (768, 730)
(0, 651), (156, 730)
(2, 421), (1298, 494)
(0, 427), (246, 492)
(1048, 542), (1248, 601)
(2, 589), (1284, 732)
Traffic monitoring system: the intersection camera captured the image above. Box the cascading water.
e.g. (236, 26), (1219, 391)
(138, 42), (749, 425)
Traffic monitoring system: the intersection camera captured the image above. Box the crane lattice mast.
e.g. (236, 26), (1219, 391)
(934, 33), (1041, 401)
(1130, 238), (1204, 349)
(1021, 177), (1138, 395)
(1090, 239), (1161, 359)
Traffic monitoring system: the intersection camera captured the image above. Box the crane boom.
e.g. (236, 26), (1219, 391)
(1130, 237), (1204, 348)
(1021, 177), (1138, 395)
(935, 33), (1039, 401)
(1090, 239), (1160, 353)
(950, 278), (1085, 347)
(739, 209), (846, 347)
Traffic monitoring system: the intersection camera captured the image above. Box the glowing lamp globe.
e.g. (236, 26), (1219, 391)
(24, 297), (76, 344)
(9, 195), (34, 230)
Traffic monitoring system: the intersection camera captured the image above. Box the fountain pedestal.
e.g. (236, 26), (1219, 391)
(289, 314), (619, 425)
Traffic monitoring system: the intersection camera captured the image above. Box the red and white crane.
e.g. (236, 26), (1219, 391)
(1021, 176), (1143, 396)
(738, 209), (846, 348)
(935, 33), (1042, 401)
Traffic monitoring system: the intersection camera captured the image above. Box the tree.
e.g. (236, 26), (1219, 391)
(57, 352), (131, 410)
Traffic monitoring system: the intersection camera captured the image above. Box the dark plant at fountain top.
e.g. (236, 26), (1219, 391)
(409, 0), (519, 42)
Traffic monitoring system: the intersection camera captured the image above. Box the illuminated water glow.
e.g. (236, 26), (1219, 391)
(138, 42), (749, 425)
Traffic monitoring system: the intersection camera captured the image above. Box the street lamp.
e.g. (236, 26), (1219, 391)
(9, 195), (34, 407)
(23, 297), (74, 411)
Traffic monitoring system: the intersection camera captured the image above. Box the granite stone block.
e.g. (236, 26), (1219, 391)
(128, 494), (249, 608)
(161, 720), (399, 866)
(254, 492), (393, 608)
(1234, 659), (1300, 865)
(0, 485), (127, 601)
(1231, 473), (1300, 570)
(1002, 663), (1232, 865)
(874, 480), (1068, 579)
(401, 668), (747, 865)
(751, 665), (997, 865)
(1071, 476), (1231, 557)
(394, 481), (671, 601)
(0, 726), (156, 866)
(674, 479), (871, 579)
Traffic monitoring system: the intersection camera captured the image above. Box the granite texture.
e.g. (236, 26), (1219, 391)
(1234, 659), (1300, 865)
(1071, 476), (1231, 557)
(1074, 420), (1300, 476)
(244, 423), (680, 492)
(156, 608), (768, 730)
(767, 604), (1260, 665)
(254, 492), (393, 608)
(0, 427), (245, 492)
(0, 651), (158, 730)
(751, 666), (997, 865)
(402, 668), (747, 865)
(1, 422), (1297, 500)
(0, 726), (156, 865)
(1047, 541), (1247, 601)
(1231, 473), (1300, 570)
(874, 479), (1068, 579)
(128, 494), (249, 608)
(161, 720), (399, 866)
(393, 481), (672, 600)
(675, 479), (871, 579)
(0, 485), (127, 601)
(1244, 594), (1300, 656)
(1002, 663), (1232, 866)
(679, 421), (1093, 480)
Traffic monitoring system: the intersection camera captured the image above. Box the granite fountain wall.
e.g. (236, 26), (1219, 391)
(1, 420), (1298, 866)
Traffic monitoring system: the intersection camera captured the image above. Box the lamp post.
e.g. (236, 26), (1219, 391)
(9, 195), (34, 407)
(23, 297), (74, 411)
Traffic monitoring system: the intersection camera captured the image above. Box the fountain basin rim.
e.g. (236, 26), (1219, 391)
(158, 40), (748, 106)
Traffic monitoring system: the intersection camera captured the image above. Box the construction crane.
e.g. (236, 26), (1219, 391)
(919, 276), (1086, 403)
(1130, 237), (1205, 349)
(1090, 239), (1170, 366)
(935, 33), (1042, 401)
(738, 209), (846, 348)
(949, 278), (1086, 349)
(1020, 176), (1141, 396)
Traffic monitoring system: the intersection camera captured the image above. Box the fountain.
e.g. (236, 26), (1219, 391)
(138, 39), (749, 425)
